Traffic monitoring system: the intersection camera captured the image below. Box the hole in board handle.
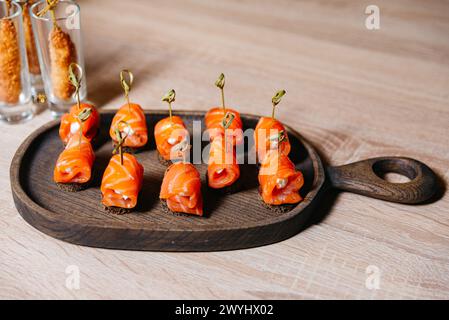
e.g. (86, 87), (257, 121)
(372, 159), (418, 184)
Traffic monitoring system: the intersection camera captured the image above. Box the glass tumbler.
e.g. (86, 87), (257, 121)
(0, 0), (33, 123)
(30, 0), (86, 117)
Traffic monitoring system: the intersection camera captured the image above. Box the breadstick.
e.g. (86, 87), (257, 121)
(0, 19), (22, 104)
(23, 0), (40, 75)
(49, 26), (77, 100)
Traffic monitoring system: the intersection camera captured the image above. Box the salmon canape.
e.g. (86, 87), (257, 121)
(160, 140), (203, 216)
(53, 133), (95, 191)
(205, 73), (243, 146)
(154, 89), (189, 165)
(59, 102), (100, 144)
(207, 137), (240, 193)
(110, 103), (148, 151)
(205, 107), (243, 146)
(258, 150), (304, 211)
(254, 90), (291, 163)
(160, 162), (203, 216)
(59, 64), (100, 145)
(155, 115), (188, 163)
(101, 127), (144, 214)
(254, 117), (291, 163)
(101, 153), (144, 214)
(110, 70), (148, 152)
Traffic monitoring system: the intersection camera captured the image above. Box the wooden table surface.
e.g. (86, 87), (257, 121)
(1, 0), (448, 299)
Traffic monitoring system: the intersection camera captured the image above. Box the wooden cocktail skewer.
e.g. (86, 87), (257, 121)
(269, 90), (287, 150)
(37, 0), (58, 27)
(120, 70), (134, 114)
(68, 63), (82, 110)
(221, 112), (235, 153)
(269, 130), (286, 150)
(271, 89), (286, 120)
(162, 89), (176, 123)
(68, 63), (90, 149)
(215, 73), (226, 114)
(113, 121), (131, 165)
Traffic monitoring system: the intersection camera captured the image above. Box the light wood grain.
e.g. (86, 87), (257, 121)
(1, 0), (448, 299)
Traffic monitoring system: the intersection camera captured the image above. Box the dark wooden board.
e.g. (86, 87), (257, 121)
(10, 110), (326, 251)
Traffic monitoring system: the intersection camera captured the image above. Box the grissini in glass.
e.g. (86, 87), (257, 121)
(0, 0), (33, 123)
(15, 2), (40, 79)
(30, 0), (86, 117)
(17, 0), (46, 102)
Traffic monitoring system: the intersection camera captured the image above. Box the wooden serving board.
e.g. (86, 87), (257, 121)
(10, 110), (325, 251)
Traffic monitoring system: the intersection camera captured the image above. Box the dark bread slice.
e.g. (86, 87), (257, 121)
(158, 153), (173, 166)
(261, 200), (295, 213)
(258, 187), (295, 213)
(104, 205), (131, 215)
(160, 199), (193, 217)
(56, 182), (89, 192)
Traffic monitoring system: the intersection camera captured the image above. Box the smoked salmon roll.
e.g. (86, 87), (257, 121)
(205, 108), (244, 146)
(53, 133), (95, 191)
(100, 153), (144, 214)
(258, 151), (304, 211)
(254, 89), (290, 163)
(59, 103), (100, 145)
(160, 162), (203, 216)
(154, 115), (189, 164)
(155, 89), (189, 165)
(109, 70), (147, 152)
(205, 73), (243, 146)
(254, 117), (291, 163)
(109, 103), (148, 151)
(207, 137), (241, 193)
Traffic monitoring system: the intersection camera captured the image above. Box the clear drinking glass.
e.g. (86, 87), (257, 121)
(30, 0), (86, 117)
(0, 0), (33, 123)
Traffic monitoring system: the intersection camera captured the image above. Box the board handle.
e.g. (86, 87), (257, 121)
(326, 157), (438, 204)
